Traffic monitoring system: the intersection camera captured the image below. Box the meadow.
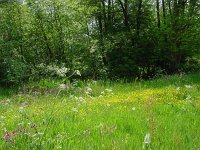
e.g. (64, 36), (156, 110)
(0, 73), (200, 149)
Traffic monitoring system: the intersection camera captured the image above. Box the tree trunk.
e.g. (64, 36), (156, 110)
(136, 0), (142, 37)
(156, 0), (160, 28)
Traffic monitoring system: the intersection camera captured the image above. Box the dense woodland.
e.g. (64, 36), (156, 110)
(0, 0), (199, 85)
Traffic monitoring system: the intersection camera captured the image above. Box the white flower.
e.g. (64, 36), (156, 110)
(105, 89), (112, 93)
(186, 95), (192, 100)
(0, 116), (5, 119)
(85, 91), (90, 95)
(76, 70), (81, 76)
(185, 85), (192, 89)
(86, 87), (92, 93)
(144, 133), (150, 145)
(79, 97), (84, 101)
(38, 132), (44, 135)
(56, 67), (69, 77)
(71, 108), (78, 113)
(132, 107), (136, 111)
(101, 91), (105, 95)
(59, 84), (67, 90)
(19, 107), (26, 114)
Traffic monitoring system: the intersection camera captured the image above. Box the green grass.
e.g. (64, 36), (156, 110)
(0, 73), (200, 149)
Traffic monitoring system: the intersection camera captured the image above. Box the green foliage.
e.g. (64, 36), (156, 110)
(0, 0), (199, 85)
(0, 56), (29, 86)
(3, 58), (29, 85)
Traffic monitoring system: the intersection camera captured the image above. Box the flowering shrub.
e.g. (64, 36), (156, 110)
(31, 63), (81, 80)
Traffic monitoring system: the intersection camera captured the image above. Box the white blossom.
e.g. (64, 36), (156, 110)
(76, 70), (81, 76)
(185, 85), (192, 89)
(72, 108), (78, 113)
(105, 89), (112, 93)
(132, 107), (136, 111)
(144, 133), (150, 145)
(59, 84), (67, 90)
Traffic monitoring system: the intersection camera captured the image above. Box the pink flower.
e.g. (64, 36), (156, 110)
(3, 131), (10, 140)
(9, 137), (14, 142)
(13, 131), (17, 136)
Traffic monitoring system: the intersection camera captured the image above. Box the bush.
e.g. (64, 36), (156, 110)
(0, 58), (29, 86)
(182, 57), (200, 73)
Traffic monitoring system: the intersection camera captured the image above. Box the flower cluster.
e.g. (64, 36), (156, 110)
(36, 63), (70, 78)
(36, 63), (82, 79)
(2, 130), (17, 142)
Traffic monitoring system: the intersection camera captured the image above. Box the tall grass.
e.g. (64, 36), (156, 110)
(0, 73), (200, 149)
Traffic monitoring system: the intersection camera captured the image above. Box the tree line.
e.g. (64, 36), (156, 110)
(0, 0), (199, 85)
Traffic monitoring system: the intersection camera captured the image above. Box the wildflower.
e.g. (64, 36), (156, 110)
(37, 132), (44, 135)
(0, 116), (5, 119)
(85, 91), (90, 95)
(76, 70), (81, 76)
(56, 67), (69, 77)
(72, 108), (78, 113)
(105, 89), (112, 93)
(107, 104), (111, 107)
(19, 107), (24, 113)
(100, 130), (105, 135)
(9, 138), (14, 142)
(111, 125), (117, 130)
(86, 87), (92, 93)
(19, 128), (26, 132)
(56, 146), (62, 149)
(143, 133), (150, 148)
(13, 131), (17, 136)
(101, 91), (105, 95)
(3, 131), (10, 140)
(79, 97), (84, 101)
(185, 85), (192, 89)
(59, 84), (67, 90)
(132, 107), (136, 111)
(3, 131), (15, 142)
(112, 140), (116, 146)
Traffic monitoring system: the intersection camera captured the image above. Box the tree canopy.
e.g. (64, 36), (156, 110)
(0, 0), (199, 85)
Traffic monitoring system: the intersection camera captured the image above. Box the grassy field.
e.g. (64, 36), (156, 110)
(0, 73), (200, 149)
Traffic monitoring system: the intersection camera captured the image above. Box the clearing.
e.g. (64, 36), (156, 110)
(0, 74), (200, 149)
